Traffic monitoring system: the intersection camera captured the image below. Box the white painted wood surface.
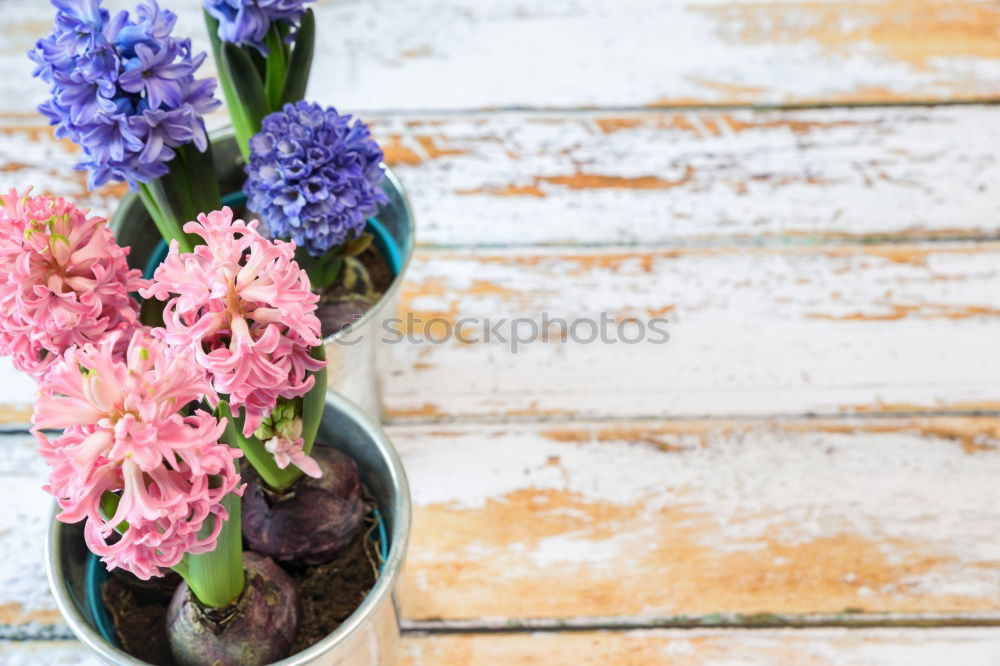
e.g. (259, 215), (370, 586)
(400, 628), (1000, 665)
(378, 107), (1000, 247)
(10, 629), (1000, 666)
(3, 419), (999, 631)
(395, 418), (1000, 621)
(2, 0), (999, 662)
(382, 243), (1000, 422)
(3, 0), (1000, 113)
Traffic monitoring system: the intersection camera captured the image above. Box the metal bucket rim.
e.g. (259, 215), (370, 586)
(322, 163), (416, 345)
(46, 391), (412, 665)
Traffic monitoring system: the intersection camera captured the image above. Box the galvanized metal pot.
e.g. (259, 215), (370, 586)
(110, 131), (415, 421)
(46, 392), (412, 665)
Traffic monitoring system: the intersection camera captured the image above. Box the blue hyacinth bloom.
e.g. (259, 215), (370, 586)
(243, 101), (388, 257)
(203, 0), (314, 52)
(29, 0), (220, 189)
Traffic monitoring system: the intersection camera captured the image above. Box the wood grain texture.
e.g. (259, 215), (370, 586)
(4, 106), (1000, 250)
(7, 629), (1000, 665)
(0, 241), (996, 421)
(395, 417), (1000, 622)
(2, 0), (1000, 112)
(378, 107), (1000, 246)
(3, 419), (999, 631)
(0, 642), (101, 666)
(400, 629), (1000, 665)
(378, 243), (1000, 421)
(0, 433), (63, 632)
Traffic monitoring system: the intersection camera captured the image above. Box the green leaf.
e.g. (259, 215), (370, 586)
(247, 44), (267, 80)
(204, 10), (254, 161)
(264, 24), (287, 111)
(177, 142), (222, 216)
(280, 8), (315, 105)
(342, 232), (373, 258)
(178, 491), (245, 609)
(138, 181), (192, 253)
(220, 42), (270, 159)
(295, 244), (345, 291)
(300, 345), (328, 456)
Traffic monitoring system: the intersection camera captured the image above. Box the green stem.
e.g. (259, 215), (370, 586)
(175, 492), (245, 609)
(100, 487), (245, 610)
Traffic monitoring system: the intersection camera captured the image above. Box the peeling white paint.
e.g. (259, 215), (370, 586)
(384, 244), (1000, 420)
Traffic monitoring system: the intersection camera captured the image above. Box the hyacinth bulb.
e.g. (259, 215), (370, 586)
(167, 552), (297, 666)
(242, 447), (364, 565)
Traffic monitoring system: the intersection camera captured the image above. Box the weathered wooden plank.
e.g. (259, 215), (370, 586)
(0, 242), (996, 421)
(378, 107), (1000, 246)
(401, 629), (1000, 665)
(0, 433), (63, 633)
(4, 106), (1000, 248)
(8, 629), (1000, 666)
(3, 419), (999, 629)
(394, 418), (1000, 621)
(379, 243), (1000, 421)
(3, 0), (1000, 112)
(0, 641), (101, 666)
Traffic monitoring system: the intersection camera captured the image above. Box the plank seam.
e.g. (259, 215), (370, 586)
(3, 410), (1000, 434)
(401, 613), (1000, 635)
(7, 613), (1000, 644)
(384, 410), (1000, 428)
(307, 98), (1000, 117)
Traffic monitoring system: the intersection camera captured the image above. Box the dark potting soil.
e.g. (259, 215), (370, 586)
(288, 520), (381, 653)
(103, 569), (178, 664)
(101, 516), (380, 665)
(315, 246), (393, 338)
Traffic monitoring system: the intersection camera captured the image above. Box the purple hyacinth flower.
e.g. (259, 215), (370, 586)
(79, 115), (144, 163)
(119, 42), (191, 110)
(129, 107), (199, 164)
(53, 71), (116, 124)
(52, 0), (108, 54)
(203, 0), (314, 51)
(243, 101), (388, 257)
(29, 0), (220, 190)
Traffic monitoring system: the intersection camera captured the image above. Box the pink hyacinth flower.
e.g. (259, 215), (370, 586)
(141, 207), (325, 437)
(33, 329), (243, 580)
(263, 419), (321, 479)
(0, 188), (145, 380)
